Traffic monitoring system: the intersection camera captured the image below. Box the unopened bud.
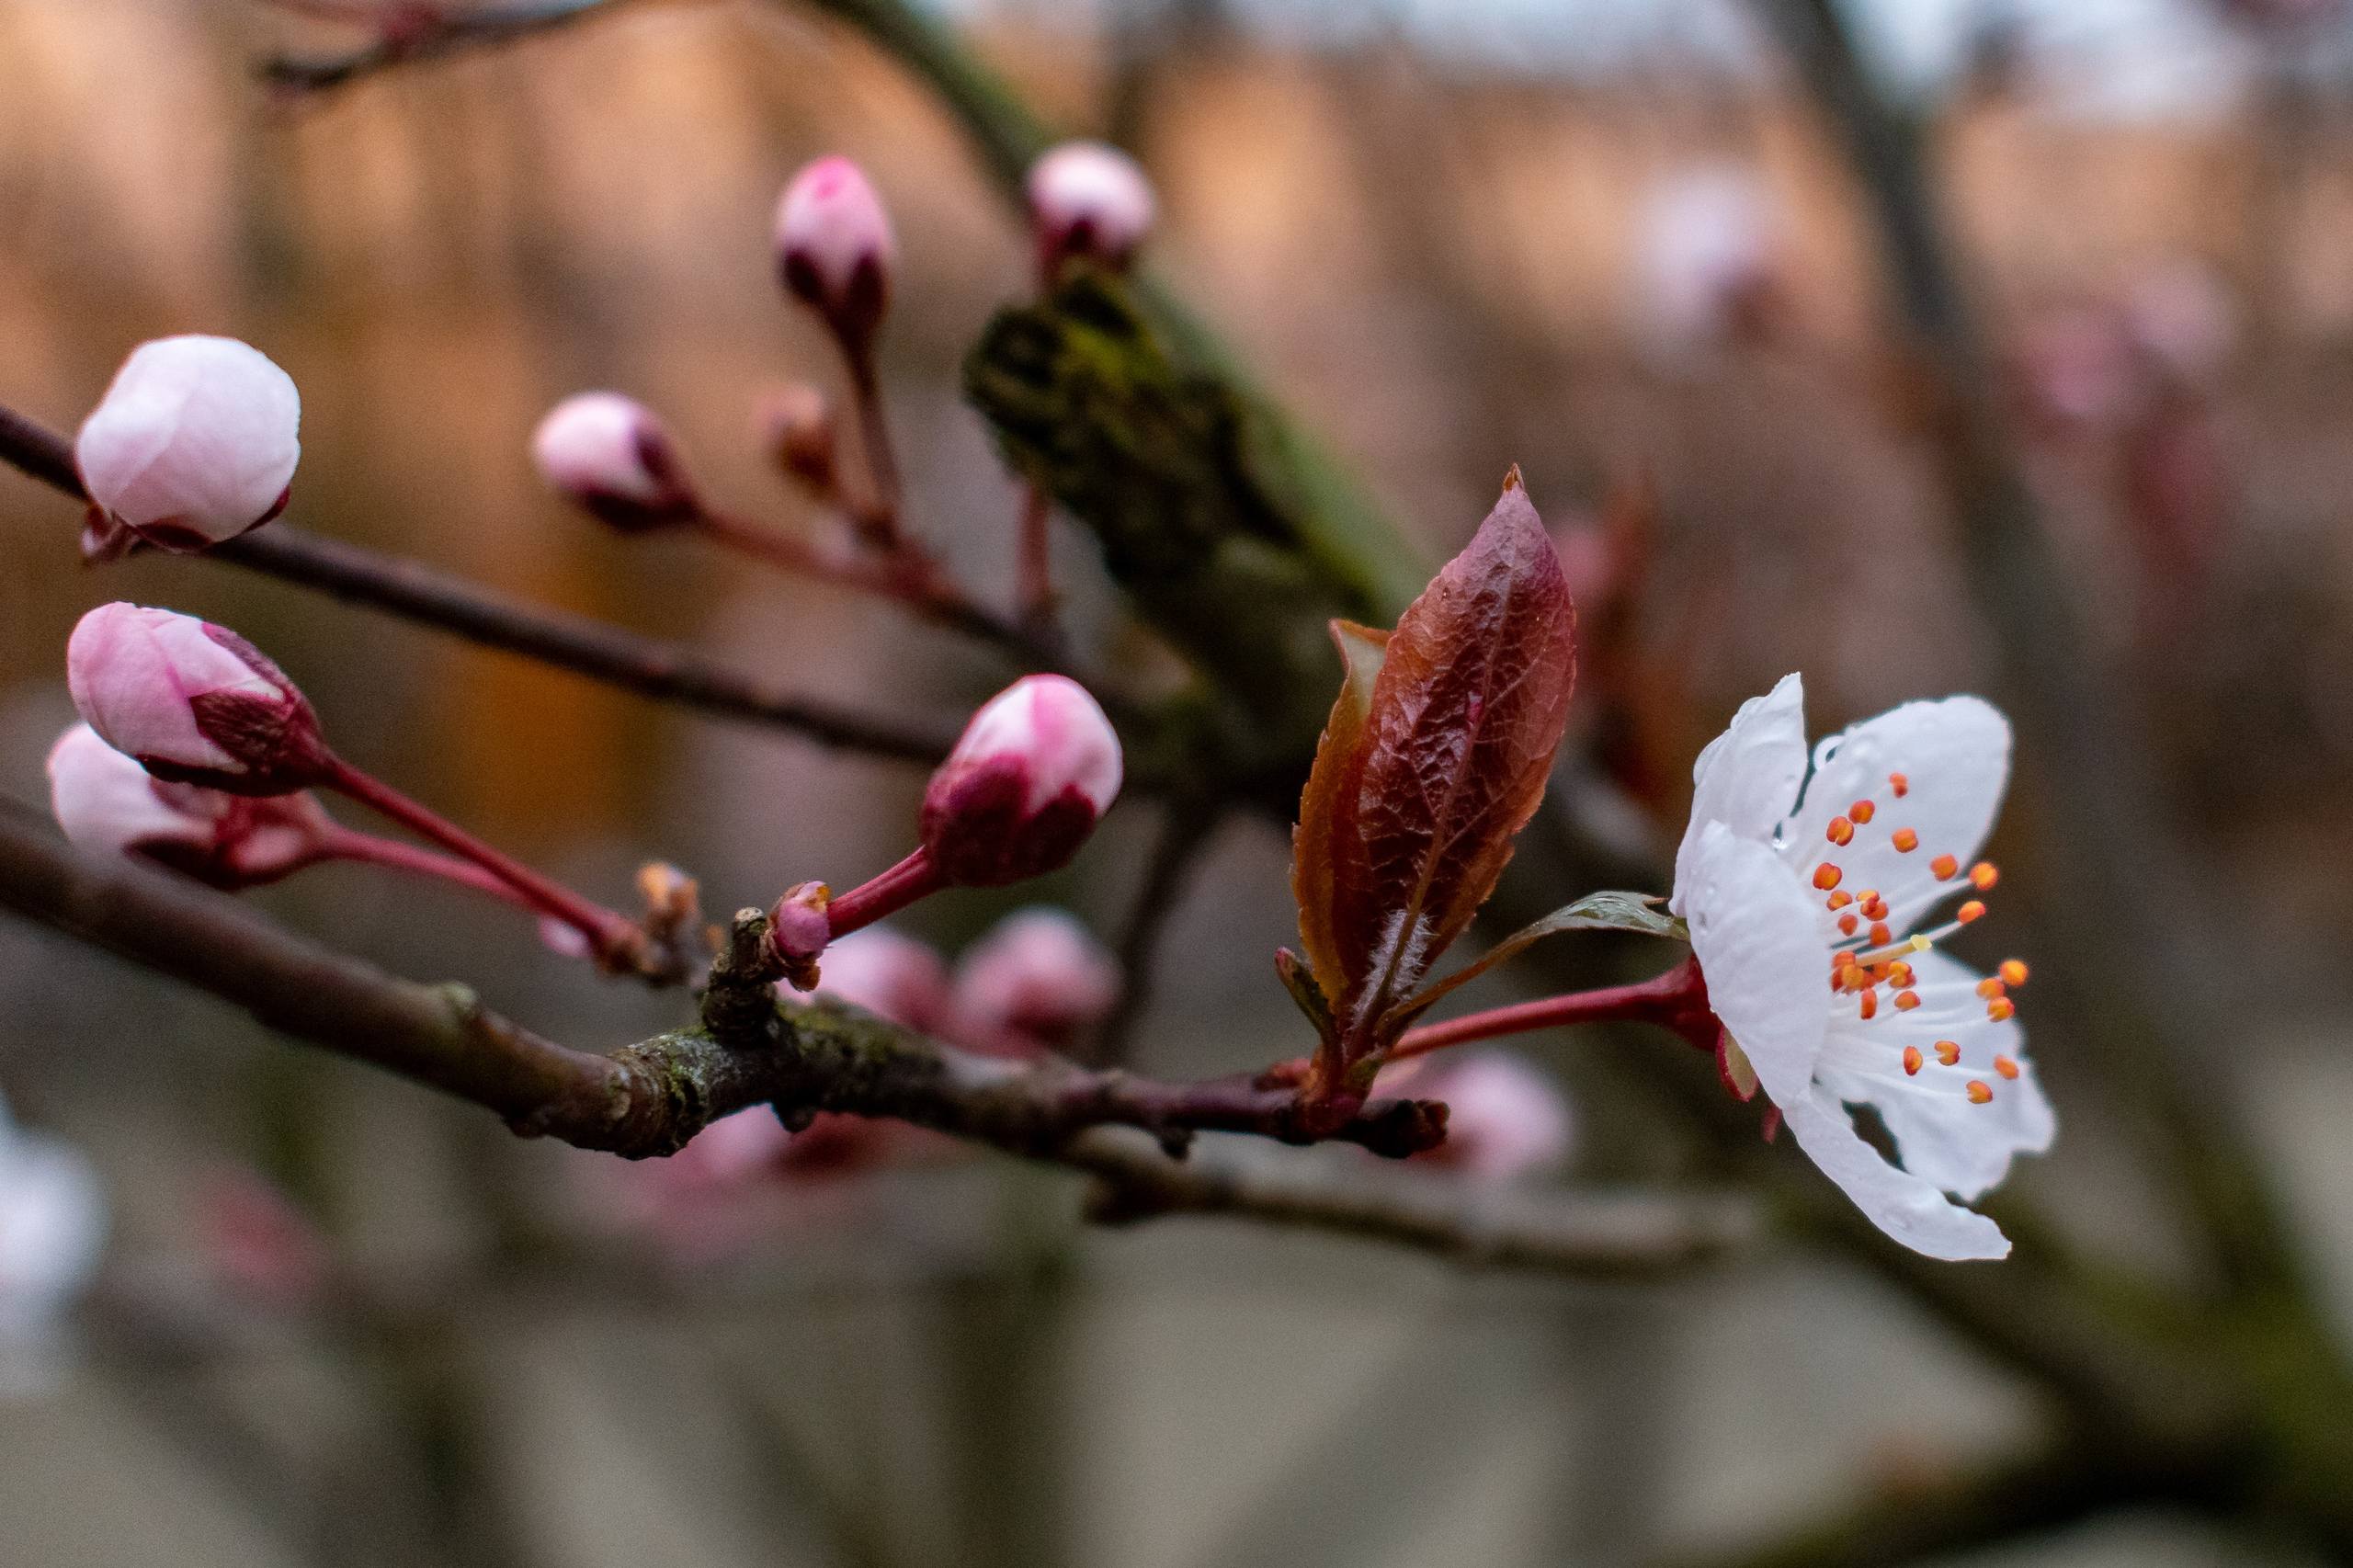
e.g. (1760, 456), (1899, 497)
(74, 335), (301, 554)
(1027, 141), (1156, 276)
(66, 604), (326, 793)
(766, 881), (834, 986)
(1396, 1053), (1572, 1182)
(774, 156), (895, 356)
(754, 383), (838, 495)
(952, 906), (1121, 1052)
(1634, 165), (1784, 354)
(46, 722), (331, 889)
(530, 392), (699, 531)
(921, 676), (1121, 886)
(811, 926), (950, 1031)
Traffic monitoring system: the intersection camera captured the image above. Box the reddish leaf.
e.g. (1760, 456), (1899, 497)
(1290, 619), (1389, 1011)
(1328, 470), (1577, 1049)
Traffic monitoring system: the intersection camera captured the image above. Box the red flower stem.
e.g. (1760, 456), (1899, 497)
(690, 506), (845, 582)
(1017, 481), (1055, 628)
(313, 824), (542, 909)
(823, 847), (947, 938)
(318, 756), (640, 960)
(1386, 959), (1711, 1063)
(845, 352), (904, 551)
(692, 503), (1018, 653)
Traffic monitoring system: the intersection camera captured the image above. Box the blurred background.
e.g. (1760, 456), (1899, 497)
(4, 0), (2353, 1563)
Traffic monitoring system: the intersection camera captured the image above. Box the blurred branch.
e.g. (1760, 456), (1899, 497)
(0, 800), (1746, 1279)
(0, 403), (957, 763)
(1085, 797), (1222, 1066)
(1646, 1434), (2228, 1568)
(256, 0), (641, 92)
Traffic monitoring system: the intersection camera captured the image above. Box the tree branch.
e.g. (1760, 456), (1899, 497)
(0, 403), (956, 762)
(256, 0), (640, 92)
(0, 797), (1744, 1278)
(1646, 1433), (2232, 1568)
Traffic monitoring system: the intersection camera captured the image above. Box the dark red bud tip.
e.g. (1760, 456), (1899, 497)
(920, 762), (1101, 887)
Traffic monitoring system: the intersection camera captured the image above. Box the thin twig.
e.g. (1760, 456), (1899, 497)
(0, 799), (1744, 1280)
(1643, 1435), (2230, 1568)
(257, 0), (637, 93)
(0, 403), (958, 763)
(1085, 799), (1222, 1067)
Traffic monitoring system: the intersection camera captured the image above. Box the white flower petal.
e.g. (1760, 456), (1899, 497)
(1670, 672), (1808, 915)
(46, 723), (217, 858)
(1784, 1090), (2010, 1260)
(76, 335), (299, 545)
(1683, 821), (1828, 1109)
(1816, 949), (2052, 1200)
(1780, 696), (2010, 937)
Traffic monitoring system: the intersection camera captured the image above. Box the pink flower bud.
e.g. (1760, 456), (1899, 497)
(774, 156), (895, 354)
(66, 604), (326, 793)
(1027, 142), (1156, 274)
(74, 335), (301, 553)
(951, 907), (1121, 1053)
(811, 926), (951, 1031)
(530, 392), (699, 531)
(1634, 165), (1785, 354)
(46, 722), (331, 888)
(921, 676), (1121, 886)
(767, 881), (835, 978)
(1395, 1053), (1572, 1182)
(754, 383), (838, 495)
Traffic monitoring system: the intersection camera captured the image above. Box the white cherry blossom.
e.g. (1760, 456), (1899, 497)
(0, 1096), (106, 1394)
(1671, 674), (2052, 1261)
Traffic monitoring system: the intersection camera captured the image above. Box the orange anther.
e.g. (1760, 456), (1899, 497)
(1827, 890), (1854, 910)
(1886, 961), (1915, 986)
(1859, 990), (1878, 1020)
(1870, 922), (1893, 947)
(1970, 861), (1999, 891)
(1813, 863), (1844, 891)
(1966, 1080), (1994, 1105)
(1935, 1040), (1961, 1066)
(1930, 854), (1960, 881)
(1837, 914), (1859, 936)
(1995, 1055), (2021, 1080)
(1850, 800), (1877, 824)
(1903, 1045), (1924, 1075)
(1892, 828), (1920, 853)
(1826, 816), (1855, 846)
(1894, 989), (1922, 1011)
(1957, 900), (1986, 924)
(1976, 977), (2006, 999)
(1860, 895), (1889, 921)
(1986, 997), (2017, 1022)
(1889, 772), (1910, 797)
(1999, 960), (2029, 988)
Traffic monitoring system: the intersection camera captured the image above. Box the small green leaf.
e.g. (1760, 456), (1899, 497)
(1274, 948), (1336, 1043)
(1380, 890), (1687, 1033)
